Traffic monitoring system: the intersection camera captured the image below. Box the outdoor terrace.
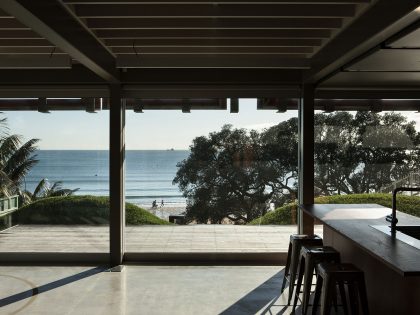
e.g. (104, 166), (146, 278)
(0, 224), (323, 253)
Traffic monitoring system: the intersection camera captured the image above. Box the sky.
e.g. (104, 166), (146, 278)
(4, 98), (420, 150)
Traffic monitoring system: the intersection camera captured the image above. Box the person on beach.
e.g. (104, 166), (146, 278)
(161, 199), (164, 207)
(152, 200), (157, 208)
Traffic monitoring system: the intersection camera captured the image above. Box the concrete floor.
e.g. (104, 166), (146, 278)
(0, 225), (323, 253)
(0, 265), (345, 315)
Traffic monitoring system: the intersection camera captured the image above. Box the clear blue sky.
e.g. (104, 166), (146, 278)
(5, 99), (297, 150)
(5, 99), (419, 150)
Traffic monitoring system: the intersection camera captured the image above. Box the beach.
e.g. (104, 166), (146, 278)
(142, 205), (186, 220)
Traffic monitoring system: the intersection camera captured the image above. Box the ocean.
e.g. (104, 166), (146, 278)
(25, 150), (190, 207)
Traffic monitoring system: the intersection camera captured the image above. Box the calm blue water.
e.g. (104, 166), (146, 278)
(25, 150), (189, 207)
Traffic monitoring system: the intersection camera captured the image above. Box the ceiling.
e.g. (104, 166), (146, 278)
(0, 0), (418, 103)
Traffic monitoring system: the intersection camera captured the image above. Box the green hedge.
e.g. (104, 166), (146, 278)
(249, 193), (420, 225)
(13, 195), (170, 225)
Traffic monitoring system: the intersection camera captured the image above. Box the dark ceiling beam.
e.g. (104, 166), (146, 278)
(116, 54), (309, 68)
(0, 18), (29, 29)
(0, 47), (66, 54)
(316, 89), (420, 100)
(74, 4), (356, 18)
(106, 38), (322, 47)
(305, 0), (420, 84)
(0, 46), (312, 55)
(112, 46), (313, 54)
(65, 1), (369, 3)
(86, 17), (343, 29)
(0, 39), (53, 47)
(0, 0), (119, 82)
(0, 65), (106, 84)
(96, 29), (331, 39)
(123, 85), (301, 98)
(0, 29), (42, 38)
(121, 68), (303, 84)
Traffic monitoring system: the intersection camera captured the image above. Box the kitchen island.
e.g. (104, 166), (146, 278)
(300, 204), (420, 314)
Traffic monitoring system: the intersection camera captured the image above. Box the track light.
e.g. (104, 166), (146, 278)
(37, 97), (50, 113)
(230, 98), (239, 113)
(134, 100), (144, 113)
(84, 98), (97, 113)
(276, 104), (287, 113)
(371, 101), (382, 113)
(323, 104), (334, 113)
(182, 103), (191, 113)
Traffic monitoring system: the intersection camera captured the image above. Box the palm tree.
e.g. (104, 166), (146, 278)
(21, 178), (79, 204)
(0, 116), (39, 197)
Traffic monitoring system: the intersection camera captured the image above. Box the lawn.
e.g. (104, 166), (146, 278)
(13, 195), (171, 225)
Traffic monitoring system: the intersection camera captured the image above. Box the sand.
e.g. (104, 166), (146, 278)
(142, 206), (186, 220)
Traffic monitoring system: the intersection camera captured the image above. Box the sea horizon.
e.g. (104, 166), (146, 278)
(25, 149), (190, 208)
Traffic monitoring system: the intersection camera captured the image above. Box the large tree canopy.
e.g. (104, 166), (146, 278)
(173, 125), (293, 223)
(314, 112), (420, 195)
(174, 112), (420, 224)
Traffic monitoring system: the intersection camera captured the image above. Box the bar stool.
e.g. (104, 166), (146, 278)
(280, 234), (323, 304)
(312, 262), (369, 315)
(292, 246), (341, 314)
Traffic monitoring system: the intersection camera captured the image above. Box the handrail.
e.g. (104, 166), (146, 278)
(0, 195), (19, 214)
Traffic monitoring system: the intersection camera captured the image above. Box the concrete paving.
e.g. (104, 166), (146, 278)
(0, 225), (323, 253)
(0, 265), (345, 315)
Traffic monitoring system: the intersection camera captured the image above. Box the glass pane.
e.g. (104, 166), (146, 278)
(0, 110), (109, 253)
(125, 99), (299, 253)
(314, 110), (420, 215)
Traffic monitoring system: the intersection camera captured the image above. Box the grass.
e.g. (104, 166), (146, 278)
(13, 195), (171, 225)
(249, 193), (420, 225)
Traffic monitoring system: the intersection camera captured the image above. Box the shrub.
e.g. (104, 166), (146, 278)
(13, 195), (170, 225)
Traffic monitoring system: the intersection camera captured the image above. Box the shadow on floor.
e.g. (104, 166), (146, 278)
(0, 266), (106, 308)
(219, 269), (294, 315)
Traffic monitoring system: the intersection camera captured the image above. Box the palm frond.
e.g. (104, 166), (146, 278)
(3, 138), (39, 175)
(33, 178), (49, 199)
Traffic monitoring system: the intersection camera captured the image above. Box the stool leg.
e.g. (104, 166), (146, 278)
(302, 258), (315, 315)
(320, 276), (334, 315)
(312, 274), (323, 315)
(288, 244), (300, 305)
(357, 277), (370, 315)
(347, 280), (359, 315)
(280, 242), (292, 294)
(293, 256), (306, 311)
(338, 281), (349, 315)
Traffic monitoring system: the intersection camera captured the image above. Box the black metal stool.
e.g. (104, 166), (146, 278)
(292, 246), (341, 314)
(280, 234), (323, 304)
(312, 262), (369, 315)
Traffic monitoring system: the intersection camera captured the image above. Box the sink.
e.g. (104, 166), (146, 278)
(371, 225), (420, 250)
(395, 226), (420, 240)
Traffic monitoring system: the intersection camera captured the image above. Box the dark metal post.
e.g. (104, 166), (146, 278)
(298, 84), (315, 235)
(109, 84), (125, 267)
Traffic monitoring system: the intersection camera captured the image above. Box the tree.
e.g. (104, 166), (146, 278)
(21, 178), (79, 204)
(314, 112), (420, 195)
(174, 125), (282, 224)
(0, 116), (39, 197)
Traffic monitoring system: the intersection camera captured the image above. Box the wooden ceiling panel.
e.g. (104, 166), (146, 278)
(74, 4), (356, 18)
(86, 17), (343, 30)
(95, 29), (332, 39)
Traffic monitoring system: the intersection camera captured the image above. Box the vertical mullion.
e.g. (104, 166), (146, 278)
(298, 84), (315, 235)
(109, 84), (125, 266)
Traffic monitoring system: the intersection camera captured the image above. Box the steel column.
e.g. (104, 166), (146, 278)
(298, 84), (315, 235)
(109, 84), (125, 266)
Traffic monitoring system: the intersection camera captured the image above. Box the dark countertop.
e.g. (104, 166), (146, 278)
(300, 203), (420, 276)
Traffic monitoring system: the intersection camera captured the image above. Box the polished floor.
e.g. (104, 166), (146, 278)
(0, 225), (323, 253)
(0, 265), (345, 315)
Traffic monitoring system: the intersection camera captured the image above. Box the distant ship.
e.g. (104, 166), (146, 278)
(166, 148), (175, 151)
